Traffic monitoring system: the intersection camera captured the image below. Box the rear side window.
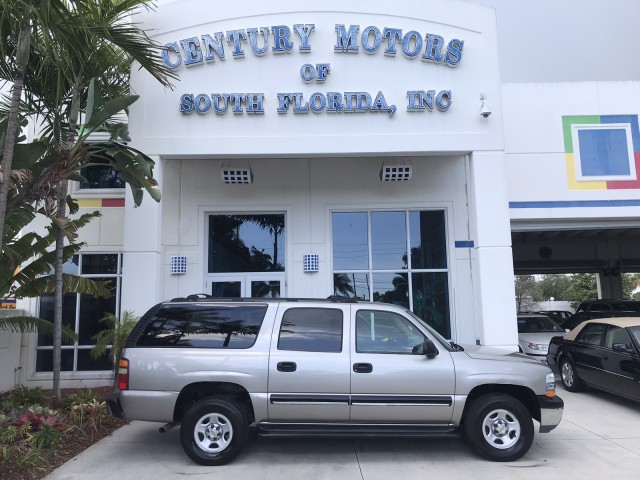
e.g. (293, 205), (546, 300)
(576, 323), (607, 346)
(136, 304), (267, 348)
(277, 308), (343, 352)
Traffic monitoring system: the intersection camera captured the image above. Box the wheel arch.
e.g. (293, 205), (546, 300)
(174, 382), (255, 424)
(462, 384), (540, 425)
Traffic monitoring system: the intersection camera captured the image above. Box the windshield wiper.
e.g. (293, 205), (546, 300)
(449, 341), (464, 351)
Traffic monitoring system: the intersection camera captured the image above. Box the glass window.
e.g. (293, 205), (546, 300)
(372, 272), (409, 308)
(355, 310), (425, 354)
(605, 326), (633, 350)
(278, 308), (343, 352)
(409, 211), (447, 269)
(36, 253), (122, 372)
(81, 254), (119, 274)
(371, 211), (406, 270)
(629, 326), (640, 346)
(211, 281), (242, 297)
(251, 280), (280, 298)
(332, 212), (368, 270)
(79, 162), (125, 189)
(577, 323), (607, 346)
(208, 214), (285, 273)
(332, 210), (451, 338)
(137, 304), (267, 348)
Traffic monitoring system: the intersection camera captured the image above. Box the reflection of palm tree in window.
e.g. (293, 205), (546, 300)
(233, 215), (285, 272)
(333, 273), (355, 297)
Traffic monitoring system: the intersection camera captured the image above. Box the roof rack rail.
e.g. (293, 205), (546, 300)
(168, 295), (362, 304)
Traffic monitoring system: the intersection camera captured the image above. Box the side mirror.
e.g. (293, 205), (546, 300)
(412, 339), (439, 357)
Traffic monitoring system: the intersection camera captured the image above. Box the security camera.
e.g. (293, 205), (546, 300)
(479, 93), (491, 118)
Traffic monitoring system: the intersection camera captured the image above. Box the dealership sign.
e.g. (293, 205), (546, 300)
(161, 24), (464, 117)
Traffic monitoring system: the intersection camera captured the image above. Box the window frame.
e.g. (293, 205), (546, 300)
(35, 253), (123, 374)
(277, 307), (344, 353)
(330, 209), (452, 338)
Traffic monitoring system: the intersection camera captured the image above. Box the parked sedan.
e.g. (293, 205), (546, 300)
(547, 317), (640, 402)
(517, 313), (566, 361)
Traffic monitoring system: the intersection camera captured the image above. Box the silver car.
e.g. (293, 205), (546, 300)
(517, 313), (567, 360)
(108, 297), (564, 466)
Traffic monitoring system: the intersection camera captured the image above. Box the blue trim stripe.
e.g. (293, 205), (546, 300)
(510, 200), (640, 209)
(455, 241), (475, 248)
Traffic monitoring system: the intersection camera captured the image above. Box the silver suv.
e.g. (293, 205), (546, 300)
(107, 296), (563, 465)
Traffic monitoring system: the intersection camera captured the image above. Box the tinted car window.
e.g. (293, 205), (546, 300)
(517, 316), (564, 333)
(356, 310), (425, 354)
(605, 326), (633, 350)
(278, 308), (343, 352)
(629, 326), (640, 346)
(136, 304), (267, 348)
(576, 323), (607, 346)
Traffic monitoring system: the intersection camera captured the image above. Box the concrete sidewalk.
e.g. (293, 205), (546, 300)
(45, 386), (640, 480)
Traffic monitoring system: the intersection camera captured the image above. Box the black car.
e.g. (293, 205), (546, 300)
(547, 317), (640, 402)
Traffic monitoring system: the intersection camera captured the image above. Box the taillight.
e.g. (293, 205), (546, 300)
(118, 358), (129, 390)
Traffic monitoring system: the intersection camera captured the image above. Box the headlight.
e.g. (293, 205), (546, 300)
(546, 372), (556, 397)
(527, 342), (548, 351)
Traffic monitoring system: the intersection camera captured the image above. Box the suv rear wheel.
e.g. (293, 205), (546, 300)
(180, 397), (248, 466)
(463, 393), (534, 462)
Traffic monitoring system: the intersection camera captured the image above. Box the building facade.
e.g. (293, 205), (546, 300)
(2, 0), (639, 390)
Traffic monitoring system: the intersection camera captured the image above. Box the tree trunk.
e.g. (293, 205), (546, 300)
(51, 178), (67, 407)
(0, 23), (31, 251)
(52, 85), (80, 407)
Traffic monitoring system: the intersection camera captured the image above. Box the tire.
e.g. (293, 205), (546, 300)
(559, 357), (583, 392)
(463, 393), (534, 462)
(180, 397), (249, 466)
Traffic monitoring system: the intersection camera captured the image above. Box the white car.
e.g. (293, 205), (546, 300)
(517, 313), (567, 360)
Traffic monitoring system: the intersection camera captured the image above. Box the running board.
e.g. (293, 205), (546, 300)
(257, 423), (461, 438)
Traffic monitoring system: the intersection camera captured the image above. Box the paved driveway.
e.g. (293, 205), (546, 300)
(45, 386), (640, 480)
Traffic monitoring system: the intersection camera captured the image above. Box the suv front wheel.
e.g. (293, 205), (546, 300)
(463, 393), (534, 462)
(180, 397), (249, 466)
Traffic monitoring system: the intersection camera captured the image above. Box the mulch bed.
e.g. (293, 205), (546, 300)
(0, 386), (129, 480)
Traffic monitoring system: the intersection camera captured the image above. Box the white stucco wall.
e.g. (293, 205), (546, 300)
(503, 81), (640, 225)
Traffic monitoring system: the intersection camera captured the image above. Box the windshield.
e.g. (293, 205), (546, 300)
(517, 315), (564, 333)
(629, 326), (640, 345)
(406, 310), (454, 351)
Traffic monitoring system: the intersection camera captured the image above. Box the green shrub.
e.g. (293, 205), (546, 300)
(28, 423), (70, 451)
(64, 388), (97, 408)
(4, 386), (48, 409)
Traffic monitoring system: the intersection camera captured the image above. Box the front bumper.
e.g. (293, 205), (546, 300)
(537, 395), (564, 433)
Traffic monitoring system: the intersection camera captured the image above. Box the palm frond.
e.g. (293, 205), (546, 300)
(0, 315), (78, 343)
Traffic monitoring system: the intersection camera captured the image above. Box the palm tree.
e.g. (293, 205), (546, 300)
(0, 0), (176, 405)
(90, 310), (139, 386)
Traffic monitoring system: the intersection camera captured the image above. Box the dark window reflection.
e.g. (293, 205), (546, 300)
(372, 272), (409, 308)
(36, 349), (74, 372)
(137, 305), (267, 348)
(409, 211), (447, 269)
(251, 281), (280, 298)
(82, 254), (119, 274)
(278, 308), (343, 352)
(371, 212), (406, 270)
(38, 293), (76, 346)
(79, 282), (117, 344)
(332, 212), (368, 270)
(208, 215), (285, 273)
(412, 272), (450, 338)
(79, 163), (125, 189)
(211, 282), (241, 297)
(333, 273), (369, 300)
(77, 348), (113, 371)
